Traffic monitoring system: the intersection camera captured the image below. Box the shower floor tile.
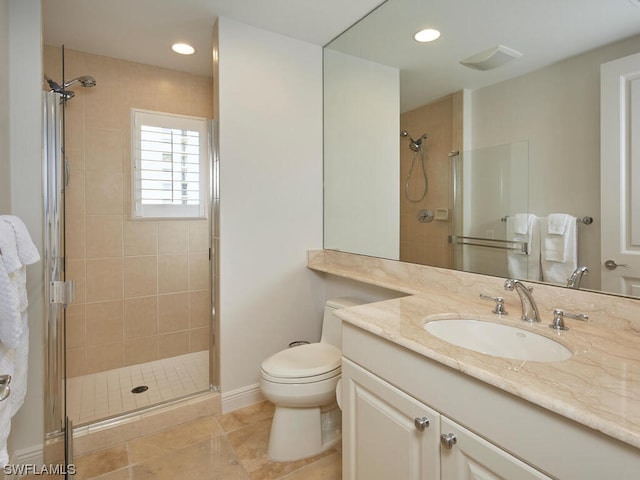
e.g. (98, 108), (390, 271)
(66, 351), (210, 426)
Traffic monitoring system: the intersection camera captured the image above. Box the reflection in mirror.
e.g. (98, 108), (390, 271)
(323, 0), (640, 299)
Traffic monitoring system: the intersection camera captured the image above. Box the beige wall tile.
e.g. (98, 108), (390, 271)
(85, 87), (123, 131)
(86, 342), (124, 374)
(124, 220), (157, 256)
(64, 104), (86, 154)
(67, 348), (87, 378)
(124, 336), (158, 366)
(189, 220), (209, 253)
(86, 215), (123, 258)
(86, 258), (123, 302)
(124, 296), (158, 339)
(189, 327), (209, 352)
(85, 127), (123, 173)
(66, 215), (86, 260)
(189, 290), (211, 329)
(65, 304), (86, 350)
(66, 259), (86, 304)
(86, 300), (124, 347)
(64, 163), (86, 217)
(158, 331), (189, 359)
(158, 221), (189, 254)
(189, 253), (209, 291)
(85, 170), (123, 215)
(158, 254), (188, 293)
(123, 256), (157, 298)
(158, 293), (189, 333)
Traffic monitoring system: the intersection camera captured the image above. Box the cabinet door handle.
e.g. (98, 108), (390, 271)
(414, 417), (430, 431)
(440, 433), (457, 449)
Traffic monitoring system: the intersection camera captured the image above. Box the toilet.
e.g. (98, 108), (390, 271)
(260, 297), (364, 462)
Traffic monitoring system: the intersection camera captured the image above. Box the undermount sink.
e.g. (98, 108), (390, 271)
(424, 318), (572, 362)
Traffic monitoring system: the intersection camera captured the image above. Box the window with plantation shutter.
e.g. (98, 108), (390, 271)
(132, 109), (209, 219)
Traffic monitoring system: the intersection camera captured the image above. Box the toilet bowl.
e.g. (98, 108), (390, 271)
(259, 297), (364, 462)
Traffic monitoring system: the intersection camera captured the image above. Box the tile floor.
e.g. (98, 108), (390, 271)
(14, 401), (341, 480)
(67, 351), (210, 425)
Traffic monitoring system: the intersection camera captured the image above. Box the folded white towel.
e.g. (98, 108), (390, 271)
(547, 213), (568, 235)
(541, 214), (578, 284)
(543, 214), (574, 262)
(506, 214), (541, 281)
(10, 325), (28, 418)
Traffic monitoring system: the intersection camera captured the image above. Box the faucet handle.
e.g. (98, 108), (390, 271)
(550, 309), (589, 330)
(479, 294), (509, 315)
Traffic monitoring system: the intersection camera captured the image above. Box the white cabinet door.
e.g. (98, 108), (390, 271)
(342, 359), (440, 480)
(439, 417), (551, 480)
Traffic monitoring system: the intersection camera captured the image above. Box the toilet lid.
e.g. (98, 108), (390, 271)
(261, 343), (341, 379)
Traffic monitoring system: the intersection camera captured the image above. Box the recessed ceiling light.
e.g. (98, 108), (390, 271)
(414, 28), (441, 43)
(171, 43), (195, 55)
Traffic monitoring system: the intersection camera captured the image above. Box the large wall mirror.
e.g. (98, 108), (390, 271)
(323, 0), (640, 299)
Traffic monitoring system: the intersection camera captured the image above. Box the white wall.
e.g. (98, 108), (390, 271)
(470, 34), (640, 291)
(6, 0), (44, 461)
(0, 0), (10, 213)
(216, 17), (325, 398)
(323, 49), (400, 260)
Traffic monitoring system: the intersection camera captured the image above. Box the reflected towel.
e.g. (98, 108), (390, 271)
(506, 214), (541, 281)
(541, 214), (578, 284)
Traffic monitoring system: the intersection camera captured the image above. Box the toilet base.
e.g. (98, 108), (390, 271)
(267, 405), (341, 462)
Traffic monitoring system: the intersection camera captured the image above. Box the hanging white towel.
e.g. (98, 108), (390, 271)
(506, 214), (541, 281)
(0, 215), (39, 467)
(541, 214), (578, 285)
(0, 343), (14, 467)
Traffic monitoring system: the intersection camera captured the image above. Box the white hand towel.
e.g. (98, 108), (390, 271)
(506, 214), (541, 281)
(9, 325), (28, 418)
(541, 214), (578, 285)
(0, 260), (22, 349)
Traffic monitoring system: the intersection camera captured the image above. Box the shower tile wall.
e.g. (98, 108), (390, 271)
(399, 92), (462, 267)
(44, 46), (213, 377)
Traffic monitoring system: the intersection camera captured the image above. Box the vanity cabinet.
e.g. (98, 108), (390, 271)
(343, 358), (551, 480)
(342, 322), (640, 480)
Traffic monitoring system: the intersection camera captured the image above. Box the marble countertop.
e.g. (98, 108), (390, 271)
(336, 292), (640, 450)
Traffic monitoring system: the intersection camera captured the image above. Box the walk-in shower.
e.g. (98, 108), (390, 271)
(401, 129), (428, 202)
(43, 45), (218, 473)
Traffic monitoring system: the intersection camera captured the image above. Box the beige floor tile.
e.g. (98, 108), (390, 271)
(74, 445), (129, 480)
(127, 416), (224, 464)
(226, 418), (335, 480)
(279, 452), (342, 480)
(130, 437), (249, 480)
(217, 400), (275, 433)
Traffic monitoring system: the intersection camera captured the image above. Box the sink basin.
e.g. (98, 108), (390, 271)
(424, 319), (572, 362)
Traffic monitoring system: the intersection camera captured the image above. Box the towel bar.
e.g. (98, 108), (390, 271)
(449, 235), (528, 254)
(500, 215), (593, 225)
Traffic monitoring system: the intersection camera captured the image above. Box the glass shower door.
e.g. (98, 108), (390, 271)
(43, 89), (74, 476)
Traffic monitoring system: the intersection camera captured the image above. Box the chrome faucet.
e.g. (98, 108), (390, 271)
(566, 266), (589, 289)
(504, 279), (540, 323)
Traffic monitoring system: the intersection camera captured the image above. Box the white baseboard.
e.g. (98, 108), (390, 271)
(221, 383), (264, 413)
(11, 443), (43, 466)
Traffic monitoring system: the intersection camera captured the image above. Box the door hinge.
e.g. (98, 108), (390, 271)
(49, 280), (75, 306)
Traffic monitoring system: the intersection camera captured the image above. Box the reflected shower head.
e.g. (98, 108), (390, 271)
(401, 130), (428, 152)
(64, 75), (96, 88)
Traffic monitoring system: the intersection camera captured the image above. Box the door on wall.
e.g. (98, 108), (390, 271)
(601, 51), (640, 296)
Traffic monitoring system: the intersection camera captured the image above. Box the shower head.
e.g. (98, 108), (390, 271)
(64, 75), (96, 88)
(401, 130), (428, 152)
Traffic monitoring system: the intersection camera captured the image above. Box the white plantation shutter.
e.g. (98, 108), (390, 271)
(132, 109), (209, 218)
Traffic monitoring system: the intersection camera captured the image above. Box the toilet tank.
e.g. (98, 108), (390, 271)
(321, 297), (366, 349)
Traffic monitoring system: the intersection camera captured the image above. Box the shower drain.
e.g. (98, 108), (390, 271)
(131, 385), (149, 394)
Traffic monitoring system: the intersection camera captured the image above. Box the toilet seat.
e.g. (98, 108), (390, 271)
(261, 343), (341, 384)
